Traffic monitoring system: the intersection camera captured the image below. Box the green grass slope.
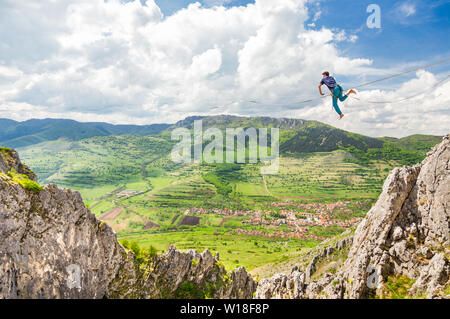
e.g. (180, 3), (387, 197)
(382, 134), (443, 155)
(17, 135), (176, 187)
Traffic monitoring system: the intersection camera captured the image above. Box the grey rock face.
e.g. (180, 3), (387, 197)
(256, 134), (450, 299)
(0, 148), (37, 181)
(142, 246), (256, 299)
(410, 253), (449, 296)
(0, 150), (256, 299)
(0, 180), (129, 298)
(255, 270), (306, 299)
(304, 237), (353, 282)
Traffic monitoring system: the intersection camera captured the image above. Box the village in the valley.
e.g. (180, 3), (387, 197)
(184, 200), (366, 240)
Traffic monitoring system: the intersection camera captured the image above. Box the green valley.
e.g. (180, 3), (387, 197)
(11, 115), (443, 275)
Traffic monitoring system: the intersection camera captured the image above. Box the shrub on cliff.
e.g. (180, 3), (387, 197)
(120, 239), (158, 265)
(5, 168), (43, 193)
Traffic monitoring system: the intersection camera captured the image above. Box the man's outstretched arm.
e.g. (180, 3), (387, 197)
(318, 83), (325, 96)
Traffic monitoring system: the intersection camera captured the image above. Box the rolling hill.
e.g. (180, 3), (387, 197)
(380, 134), (443, 156)
(2, 116), (442, 158)
(165, 115), (438, 165)
(0, 118), (170, 148)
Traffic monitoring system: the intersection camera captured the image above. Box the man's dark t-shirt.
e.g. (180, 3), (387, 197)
(320, 76), (337, 91)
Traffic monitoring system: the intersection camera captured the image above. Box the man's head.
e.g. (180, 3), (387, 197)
(322, 71), (330, 77)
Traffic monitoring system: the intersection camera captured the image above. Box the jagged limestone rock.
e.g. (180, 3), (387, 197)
(142, 246), (256, 299)
(0, 148), (37, 181)
(0, 180), (129, 298)
(410, 253), (449, 297)
(255, 270), (307, 299)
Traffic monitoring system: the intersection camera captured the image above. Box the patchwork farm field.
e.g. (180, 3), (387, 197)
(265, 153), (391, 201)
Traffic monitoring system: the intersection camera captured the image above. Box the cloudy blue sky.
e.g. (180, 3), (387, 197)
(0, 0), (449, 137)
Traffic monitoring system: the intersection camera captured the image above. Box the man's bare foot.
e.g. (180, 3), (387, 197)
(347, 89), (356, 95)
(339, 113), (345, 120)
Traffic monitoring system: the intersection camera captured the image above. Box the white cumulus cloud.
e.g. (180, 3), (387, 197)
(0, 0), (448, 137)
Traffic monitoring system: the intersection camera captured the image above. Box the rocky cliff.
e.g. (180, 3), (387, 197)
(256, 134), (450, 299)
(0, 147), (256, 299)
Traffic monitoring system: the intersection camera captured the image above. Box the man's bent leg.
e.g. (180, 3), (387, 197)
(337, 87), (348, 102)
(339, 94), (348, 102)
(332, 96), (342, 115)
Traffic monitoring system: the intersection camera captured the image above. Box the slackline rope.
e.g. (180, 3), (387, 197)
(210, 57), (450, 109)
